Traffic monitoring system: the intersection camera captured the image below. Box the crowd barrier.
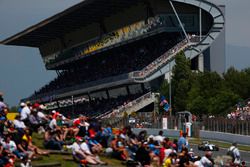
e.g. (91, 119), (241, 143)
(131, 128), (250, 145)
(200, 130), (250, 145)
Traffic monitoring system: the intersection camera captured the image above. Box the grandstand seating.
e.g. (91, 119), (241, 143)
(31, 32), (182, 99)
(51, 92), (147, 118)
(45, 15), (166, 66)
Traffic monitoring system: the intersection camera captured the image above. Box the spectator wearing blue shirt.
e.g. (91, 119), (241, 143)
(178, 132), (187, 152)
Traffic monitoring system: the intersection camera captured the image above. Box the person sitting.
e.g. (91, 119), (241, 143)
(80, 137), (107, 165)
(13, 115), (26, 134)
(71, 136), (99, 165)
(43, 130), (63, 150)
(21, 128), (49, 156)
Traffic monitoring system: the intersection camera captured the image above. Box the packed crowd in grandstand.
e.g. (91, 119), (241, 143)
(0, 93), (245, 167)
(46, 15), (168, 65)
(227, 100), (250, 120)
(32, 32), (182, 99)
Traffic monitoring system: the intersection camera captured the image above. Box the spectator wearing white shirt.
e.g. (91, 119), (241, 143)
(13, 115), (26, 133)
(20, 103), (31, 124)
(200, 151), (213, 167)
(71, 136), (98, 165)
(228, 142), (241, 165)
(154, 130), (164, 144)
(80, 138), (107, 165)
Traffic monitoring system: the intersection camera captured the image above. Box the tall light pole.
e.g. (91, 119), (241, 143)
(169, 62), (172, 116)
(199, 7), (202, 41)
(71, 95), (74, 118)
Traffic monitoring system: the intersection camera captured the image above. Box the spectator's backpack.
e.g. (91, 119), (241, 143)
(227, 147), (235, 159)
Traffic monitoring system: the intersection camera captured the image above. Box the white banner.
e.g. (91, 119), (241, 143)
(162, 117), (168, 129)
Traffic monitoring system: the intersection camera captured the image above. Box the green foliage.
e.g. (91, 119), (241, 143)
(9, 106), (18, 113)
(223, 67), (250, 99)
(207, 89), (239, 115)
(159, 80), (169, 98)
(159, 53), (249, 116)
(171, 51), (192, 113)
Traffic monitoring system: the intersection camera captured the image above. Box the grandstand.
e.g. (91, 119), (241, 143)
(0, 0), (225, 118)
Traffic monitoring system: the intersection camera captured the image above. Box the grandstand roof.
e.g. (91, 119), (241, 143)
(0, 0), (141, 47)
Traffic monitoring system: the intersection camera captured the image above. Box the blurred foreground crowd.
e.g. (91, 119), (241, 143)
(0, 93), (245, 167)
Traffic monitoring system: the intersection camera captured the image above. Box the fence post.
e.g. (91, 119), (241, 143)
(247, 121), (249, 135)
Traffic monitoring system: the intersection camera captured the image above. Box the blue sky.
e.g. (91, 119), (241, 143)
(0, 0), (250, 106)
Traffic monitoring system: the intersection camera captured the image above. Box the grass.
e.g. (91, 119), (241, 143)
(168, 136), (250, 151)
(188, 138), (250, 152)
(24, 133), (125, 167)
(21, 132), (250, 166)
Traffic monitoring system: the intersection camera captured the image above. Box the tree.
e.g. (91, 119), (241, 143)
(223, 67), (250, 99)
(171, 51), (192, 112)
(207, 89), (239, 115)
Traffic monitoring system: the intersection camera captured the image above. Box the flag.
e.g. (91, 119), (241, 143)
(160, 96), (170, 112)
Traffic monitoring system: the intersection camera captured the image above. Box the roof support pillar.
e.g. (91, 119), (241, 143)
(169, 0), (190, 43)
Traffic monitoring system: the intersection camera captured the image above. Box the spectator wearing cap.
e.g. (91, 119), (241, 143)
(71, 136), (99, 165)
(80, 137), (107, 165)
(72, 115), (89, 137)
(21, 128), (49, 156)
(228, 142), (241, 165)
(20, 103), (31, 125)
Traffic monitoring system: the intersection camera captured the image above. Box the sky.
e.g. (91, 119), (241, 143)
(0, 0), (250, 106)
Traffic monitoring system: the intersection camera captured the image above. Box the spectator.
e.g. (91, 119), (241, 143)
(154, 130), (164, 144)
(228, 142), (241, 165)
(178, 132), (187, 152)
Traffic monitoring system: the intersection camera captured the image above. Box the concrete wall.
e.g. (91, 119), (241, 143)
(200, 130), (250, 145)
(132, 128), (250, 145)
(132, 128), (180, 137)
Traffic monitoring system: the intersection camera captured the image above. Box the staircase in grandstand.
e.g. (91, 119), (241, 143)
(132, 37), (197, 82)
(96, 92), (156, 119)
(132, 0), (225, 83)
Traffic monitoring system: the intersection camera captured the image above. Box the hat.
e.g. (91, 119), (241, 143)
(52, 110), (56, 114)
(20, 102), (26, 107)
(120, 134), (126, 139)
(33, 103), (40, 109)
(75, 136), (83, 142)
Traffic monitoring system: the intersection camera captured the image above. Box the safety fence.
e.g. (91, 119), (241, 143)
(104, 115), (250, 137)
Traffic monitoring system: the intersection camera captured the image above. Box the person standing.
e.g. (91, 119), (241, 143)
(177, 133), (187, 152)
(228, 142), (241, 165)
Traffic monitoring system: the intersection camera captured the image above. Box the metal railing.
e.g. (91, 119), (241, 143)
(117, 116), (250, 136)
(98, 92), (154, 119)
(24, 73), (130, 103)
(132, 36), (198, 80)
(201, 117), (250, 136)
